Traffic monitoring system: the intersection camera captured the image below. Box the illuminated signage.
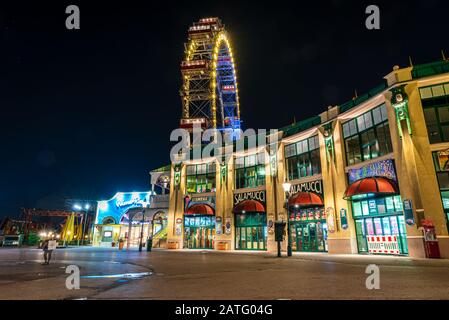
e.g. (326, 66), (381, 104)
(116, 197), (149, 208)
(95, 191), (153, 225)
(290, 180), (323, 195)
(348, 159), (397, 183)
(233, 190), (266, 206)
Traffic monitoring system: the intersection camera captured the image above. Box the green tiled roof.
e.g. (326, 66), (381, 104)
(339, 82), (388, 114)
(151, 164), (171, 172)
(280, 116), (322, 138)
(411, 60), (449, 79)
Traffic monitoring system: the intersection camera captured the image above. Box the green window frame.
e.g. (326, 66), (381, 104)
(420, 82), (449, 144)
(431, 151), (449, 231)
(234, 212), (267, 251)
(284, 135), (321, 181)
(185, 163), (216, 194)
(234, 153), (266, 189)
(342, 104), (392, 166)
(351, 196), (403, 219)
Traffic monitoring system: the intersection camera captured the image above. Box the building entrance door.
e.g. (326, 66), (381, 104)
(184, 226), (213, 249)
(183, 215), (215, 249)
(234, 212), (267, 251)
(291, 221), (328, 252)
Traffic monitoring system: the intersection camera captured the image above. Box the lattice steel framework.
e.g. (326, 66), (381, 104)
(180, 18), (241, 133)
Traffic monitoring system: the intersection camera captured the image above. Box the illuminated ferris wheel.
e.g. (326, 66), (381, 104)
(179, 18), (241, 133)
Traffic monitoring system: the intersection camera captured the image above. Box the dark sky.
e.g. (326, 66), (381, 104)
(0, 0), (447, 217)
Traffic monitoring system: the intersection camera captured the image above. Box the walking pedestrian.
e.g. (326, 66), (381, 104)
(42, 238), (57, 265)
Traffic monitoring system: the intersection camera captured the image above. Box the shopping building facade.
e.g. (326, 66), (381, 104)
(166, 59), (449, 258)
(93, 167), (170, 248)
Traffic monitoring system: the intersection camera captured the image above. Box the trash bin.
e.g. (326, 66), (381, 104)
(146, 238), (153, 252)
(422, 220), (441, 259)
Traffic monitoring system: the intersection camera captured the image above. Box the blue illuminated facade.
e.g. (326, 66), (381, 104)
(95, 191), (153, 225)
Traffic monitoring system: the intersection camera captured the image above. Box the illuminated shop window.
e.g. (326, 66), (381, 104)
(186, 163), (216, 193)
(234, 153), (266, 189)
(352, 195), (409, 255)
(284, 135), (321, 181)
(432, 151), (449, 231)
(420, 82), (449, 144)
(342, 104), (392, 166)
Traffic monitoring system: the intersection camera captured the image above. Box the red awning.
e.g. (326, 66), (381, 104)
(288, 192), (324, 209)
(344, 177), (399, 200)
(185, 203), (215, 215)
(232, 200), (265, 214)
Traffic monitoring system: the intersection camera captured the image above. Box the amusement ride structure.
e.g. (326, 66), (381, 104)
(179, 18), (241, 136)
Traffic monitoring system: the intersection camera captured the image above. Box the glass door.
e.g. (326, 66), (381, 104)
(302, 224), (310, 251)
(234, 213), (267, 251)
(316, 222), (325, 251)
(296, 224), (303, 251)
(308, 223), (317, 251)
(355, 220), (368, 253)
(291, 224), (297, 251)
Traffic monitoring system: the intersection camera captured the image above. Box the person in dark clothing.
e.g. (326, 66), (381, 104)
(42, 239), (53, 265)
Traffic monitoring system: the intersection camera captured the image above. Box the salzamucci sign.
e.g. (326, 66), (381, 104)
(290, 179), (323, 196)
(233, 190), (266, 206)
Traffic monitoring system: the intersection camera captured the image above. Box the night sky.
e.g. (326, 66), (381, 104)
(0, 0), (447, 218)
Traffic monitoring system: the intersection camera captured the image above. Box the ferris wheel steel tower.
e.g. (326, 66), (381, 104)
(179, 18), (241, 134)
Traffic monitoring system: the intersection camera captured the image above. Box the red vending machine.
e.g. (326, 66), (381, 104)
(421, 219), (441, 259)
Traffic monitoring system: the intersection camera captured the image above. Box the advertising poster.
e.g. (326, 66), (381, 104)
(403, 199), (415, 225)
(326, 207), (336, 233)
(340, 208), (348, 230)
(225, 217), (231, 235)
(175, 217), (183, 236)
(216, 216), (223, 235)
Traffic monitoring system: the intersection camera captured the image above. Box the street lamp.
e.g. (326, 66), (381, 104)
(73, 203), (90, 246)
(82, 204), (90, 245)
(282, 182), (292, 257)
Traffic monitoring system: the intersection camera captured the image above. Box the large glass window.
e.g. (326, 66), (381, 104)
(432, 151), (449, 230)
(235, 212), (267, 250)
(284, 135), (321, 181)
(420, 83), (449, 144)
(342, 104), (392, 166)
(352, 196), (408, 255)
(234, 153), (266, 189)
(186, 163), (216, 193)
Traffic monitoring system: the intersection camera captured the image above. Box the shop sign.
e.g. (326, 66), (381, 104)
(290, 179), (323, 196)
(233, 190), (266, 206)
(403, 199), (415, 226)
(216, 216), (223, 235)
(185, 195), (216, 211)
(326, 207), (336, 233)
(175, 217), (182, 236)
(340, 208), (348, 230)
(348, 159), (397, 184)
(225, 217), (231, 235)
(116, 197), (149, 208)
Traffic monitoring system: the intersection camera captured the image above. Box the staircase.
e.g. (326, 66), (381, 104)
(152, 227), (167, 248)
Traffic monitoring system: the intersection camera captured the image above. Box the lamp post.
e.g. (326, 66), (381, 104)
(139, 209), (145, 252)
(81, 204), (90, 246)
(73, 203), (90, 246)
(282, 182), (292, 257)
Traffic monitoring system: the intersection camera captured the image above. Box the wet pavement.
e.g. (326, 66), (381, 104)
(0, 247), (449, 299)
